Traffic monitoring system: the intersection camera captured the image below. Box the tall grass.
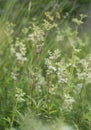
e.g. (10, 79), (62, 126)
(0, 1), (91, 130)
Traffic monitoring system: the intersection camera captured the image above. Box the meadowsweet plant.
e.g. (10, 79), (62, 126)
(11, 38), (27, 65)
(0, 10), (91, 130)
(15, 87), (25, 103)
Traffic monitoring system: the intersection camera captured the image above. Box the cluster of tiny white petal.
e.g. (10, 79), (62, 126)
(15, 87), (25, 103)
(30, 68), (46, 92)
(56, 61), (68, 84)
(77, 55), (91, 84)
(28, 24), (45, 43)
(28, 23), (45, 55)
(63, 94), (75, 111)
(45, 49), (68, 84)
(11, 38), (27, 64)
(45, 49), (61, 75)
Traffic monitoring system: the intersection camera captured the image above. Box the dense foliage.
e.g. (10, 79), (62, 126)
(0, 1), (91, 130)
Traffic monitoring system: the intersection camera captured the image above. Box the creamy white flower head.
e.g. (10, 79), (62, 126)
(15, 52), (27, 62)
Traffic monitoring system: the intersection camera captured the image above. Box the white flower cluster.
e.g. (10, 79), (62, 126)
(28, 23), (45, 54)
(11, 38), (27, 64)
(30, 68), (46, 92)
(57, 62), (68, 84)
(45, 49), (68, 84)
(43, 12), (57, 30)
(63, 94), (75, 111)
(28, 24), (45, 43)
(77, 55), (91, 84)
(45, 49), (61, 75)
(11, 71), (18, 80)
(4, 22), (14, 36)
(43, 19), (57, 31)
(15, 87), (25, 103)
(3, 22), (14, 43)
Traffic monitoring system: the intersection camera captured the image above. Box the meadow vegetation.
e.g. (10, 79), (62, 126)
(0, 1), (91, 130)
